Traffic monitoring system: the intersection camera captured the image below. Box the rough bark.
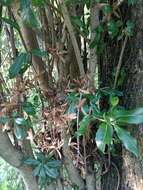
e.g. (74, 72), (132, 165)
(121, 1), (143, 189)
(89, 1), (99, 84)
(101, 1), (143, 189)
(0, 130), (39, 190)
(62, 130), (85, 190)
(101, 159), (121, 190)
(11, 1), (51, 91)
(86, 165), (96, 190)
(60, 0), (85, 76)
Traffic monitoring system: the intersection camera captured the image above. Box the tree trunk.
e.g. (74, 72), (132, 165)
(0, 130), (39, 190)
(121, 1), (143, 189)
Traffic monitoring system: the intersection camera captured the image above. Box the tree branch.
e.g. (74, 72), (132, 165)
(11, 1), (51, 91)
(59, 0), (85, 76)
(0, 130), (23, 167)
(0, 130), (39, 190)
(89, 2), (99, 85)
(113, 36), (128, 89)
(62, 129), (85, 190)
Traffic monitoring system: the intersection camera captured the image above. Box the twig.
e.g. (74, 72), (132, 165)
(113, 36), (128, 89)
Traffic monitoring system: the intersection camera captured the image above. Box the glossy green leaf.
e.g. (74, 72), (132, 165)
(32, 0), (45, 7)
(125, 21), (134, 37)
(113, 108), (143, 124)
(20, 0), (39, 28)
(35, 152), (45, 162)
(44, 165), (59, 179)
(9, 53), (30, 78)
(90, 24), (104, 50)
(39, 167), (46, 178)
(38, 176), (47, 189)
(102, 5), (112, 15)
(24, 158), (40, 166)
(76, 115), (91, 136)
(107, 20), (122, 38)
(23, 102), (36, 116)
(115, 126), (139, 157)
(32, 164), (41, 176)
(32, 48), (48, 57)
(15, 117), (27, 126)
(110, 96), (119, 107)
(118, 115), (143, 124)
(71, 16), (84, 28)
(100, 88), (123, 97)
(14, 126), (27, 140)
(20, 0), (30, 8)
(0, 116), (9, 125)
(46, 160), (62, 168)
(95, 123), (113, 153)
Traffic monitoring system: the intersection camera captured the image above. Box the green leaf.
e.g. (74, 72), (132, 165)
(23, 102), (36, 116)
(38, 176), (47, 189)
(110, 96), (119, 107)
(44, 165), (59, 179)
(76, 115), (92, 136)
(0, 116), (9, 125)
(20, 0), (30, 8)
(95, 123), (113, 153)
(9, 53), (30, 78)
(118, 115), (143, 124)
(32, 0), (45, 7)
(107, 20), (122, 38)
(100, 88), (123, 97)
(32, 48), (48, 57)
(1, 17), (20, 31)
(113, 108), (143, 124)
(39, 166), (46, 178)
(46, 160), (62, 168)
(14, 126), (27, 140)
(15, 117), (28, 126)
(32, 164), (41, 176)
(24, 158), (40, 166)
(115, 126), (139, 157)
(71, 16), (84, 28)
(90, 24), (105, 51)
(35, 152), (45, 162)
(102, 5), (112, 15)
(20, 0), (39, 28)
(22, 8), (39, 28)
(124, 21), (134, 37)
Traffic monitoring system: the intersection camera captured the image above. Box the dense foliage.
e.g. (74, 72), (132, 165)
(0, 0), (142, 190)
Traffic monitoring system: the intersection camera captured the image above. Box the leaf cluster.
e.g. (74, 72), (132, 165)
(24, 153), (61, 188)
(67, 88), (142, 157)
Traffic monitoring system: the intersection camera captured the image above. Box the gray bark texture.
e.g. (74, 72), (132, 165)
(0, 130), (39, 190)
(121, 1), (143, 189)
(100, 1), (143, 189)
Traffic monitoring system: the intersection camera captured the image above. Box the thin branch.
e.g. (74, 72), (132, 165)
(8, 8), (17, 58)
(113, 36), (128, 89)
(59, 0), (85, 76)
